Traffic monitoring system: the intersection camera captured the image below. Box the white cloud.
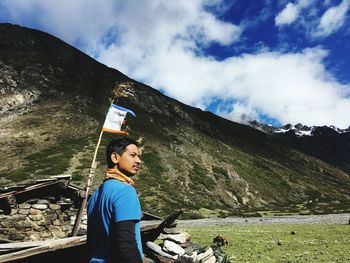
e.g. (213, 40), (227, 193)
(1, 0), (120, 53)
(275, 3), (299, 26)
(275, 0), (350, 39)
(275, 0), (313, 26)
(314, 0), (350, 37)
(1, 0), (350, 128)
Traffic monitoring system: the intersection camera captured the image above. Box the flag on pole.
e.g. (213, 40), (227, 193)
(102, 104), (136, 134)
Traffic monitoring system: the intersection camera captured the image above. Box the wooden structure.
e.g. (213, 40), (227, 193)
(0, 211), (183, 263)
(0, 176), (83, 215)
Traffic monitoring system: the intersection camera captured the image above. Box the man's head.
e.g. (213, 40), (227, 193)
(106, 138), (141, 176)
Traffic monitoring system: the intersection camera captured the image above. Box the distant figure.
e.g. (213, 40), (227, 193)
(213, 235), (229, 247)
(87, 138), (143, 263)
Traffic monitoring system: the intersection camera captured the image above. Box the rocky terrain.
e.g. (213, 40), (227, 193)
(177, 213), (350, 227)
(0, 23), (349, 217)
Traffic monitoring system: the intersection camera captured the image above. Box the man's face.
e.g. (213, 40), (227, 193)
(114, 144), (141, 176)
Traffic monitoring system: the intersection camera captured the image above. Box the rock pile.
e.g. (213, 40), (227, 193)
(0, 197), (86, 241)
(145, 221), (218, 263)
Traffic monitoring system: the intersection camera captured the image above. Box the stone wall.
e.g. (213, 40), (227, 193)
(0, 197), (87, 241)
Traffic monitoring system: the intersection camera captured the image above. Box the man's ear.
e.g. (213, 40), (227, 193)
(110, 152), (119, 165)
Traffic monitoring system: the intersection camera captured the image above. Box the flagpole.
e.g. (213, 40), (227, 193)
(71, 129), (104, 236)
(71, 99), (115, 237)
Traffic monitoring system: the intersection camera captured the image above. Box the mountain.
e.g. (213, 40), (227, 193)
(249, 121), (350, 137)
(248, 120), (350, 173)
(1, 23), (349, 218)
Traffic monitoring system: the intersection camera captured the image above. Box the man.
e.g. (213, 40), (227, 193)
(87, 138), (143, 263)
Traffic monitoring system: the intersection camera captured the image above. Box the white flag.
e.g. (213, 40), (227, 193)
(102, 104), (136, 134)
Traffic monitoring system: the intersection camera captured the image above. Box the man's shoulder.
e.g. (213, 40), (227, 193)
(102, 179), (136, 194)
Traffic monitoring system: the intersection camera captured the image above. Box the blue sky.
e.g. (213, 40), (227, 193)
(1, 0), (349, 128)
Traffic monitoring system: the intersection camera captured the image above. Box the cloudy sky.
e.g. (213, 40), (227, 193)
(1, 0), (350, 128)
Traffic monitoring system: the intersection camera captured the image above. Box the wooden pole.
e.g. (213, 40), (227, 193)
(71, 129), (104, 236)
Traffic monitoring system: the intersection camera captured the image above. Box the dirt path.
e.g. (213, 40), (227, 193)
(176, 213), (350, 227)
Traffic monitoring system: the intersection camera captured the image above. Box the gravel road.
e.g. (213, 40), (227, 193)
(175, 213), (350, 227)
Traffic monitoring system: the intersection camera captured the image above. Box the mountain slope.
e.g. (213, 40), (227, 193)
(1, 23), (349, 217)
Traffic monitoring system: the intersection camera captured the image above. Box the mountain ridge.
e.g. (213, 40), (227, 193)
(1, 23), (349, 217)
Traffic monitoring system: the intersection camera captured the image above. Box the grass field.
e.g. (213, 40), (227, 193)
(181, 224), (350, 262)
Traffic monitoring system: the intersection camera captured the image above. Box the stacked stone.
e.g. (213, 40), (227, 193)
(145, 222), (217, 263)
(0, 197), (86, 241)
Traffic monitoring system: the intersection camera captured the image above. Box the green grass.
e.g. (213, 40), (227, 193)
(190, 163), (215, 191)
(4, 137), (91, 182)
(182, 224), (350, 262)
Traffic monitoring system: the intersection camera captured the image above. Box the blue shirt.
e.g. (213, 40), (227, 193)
(87, 179), (143, 263)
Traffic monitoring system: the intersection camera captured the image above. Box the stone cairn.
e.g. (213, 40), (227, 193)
(145, 220), (219, 263)
(0, 197), (86, 242)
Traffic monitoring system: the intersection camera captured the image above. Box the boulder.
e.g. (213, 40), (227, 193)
(196, 247), (213, 262)
(163, 227), (181, 234)
(18, 203), (31, 209)
(201, 255), (216, 263)
(159, 231), (191, 244)
(49, 204), (61, 210)
(163, 240), (185, 256)
(146, 241), (178, 260)
(32, 204), (48, 210)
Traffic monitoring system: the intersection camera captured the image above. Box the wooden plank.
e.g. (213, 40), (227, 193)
(0, 210), (181, 262)
(0, 237), (86, 250)
(0, 236), (86, 263)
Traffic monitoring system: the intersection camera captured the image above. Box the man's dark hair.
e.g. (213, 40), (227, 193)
(106, 138), (138, 168)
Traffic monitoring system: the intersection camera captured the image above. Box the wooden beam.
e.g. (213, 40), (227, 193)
(0, 236), (86, 263)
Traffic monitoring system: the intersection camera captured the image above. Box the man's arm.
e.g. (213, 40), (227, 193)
(111, 220), (143, 263)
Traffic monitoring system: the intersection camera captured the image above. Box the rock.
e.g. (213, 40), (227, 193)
(39, 231), (52, 238)
(159, 232), (191, 244)
(49, 204), (61, 210)
(29, 214), (44, 221)
(61, 225), (72, 232)
(146, 241), (178, 260)
(180, 241), (192, 248)
(11, 214), (27, 221)
(11, 208), (18, 214)
(201, 255), (216, 263)
(37, 199), (50, 204)
(179, 251), (197, 263)
(18, 203), (31, 209)
(196, 247), (213, 262)
(18, 209), (29, 215)
(1, 220), (14, 228)
(32, 204), (48, 210)
(9, 232), (25, 241)
(30, 209), (42, 215)
(53, 219), (62, 226)
(28, 233), (41, 240)
(14, 220), (33, 229)
(45, 213), (58, 221)
(47, 226), (66, 238)
(184, 245), (194, 254)
(33, 225), (46, 232)
(163, 240), (185, 256)
(0, 228), (11, 235)
(163, 227), (181, 234)
(37, 220), (51, 227)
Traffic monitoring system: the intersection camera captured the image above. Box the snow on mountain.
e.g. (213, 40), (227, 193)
(248, 121), (350, 137)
